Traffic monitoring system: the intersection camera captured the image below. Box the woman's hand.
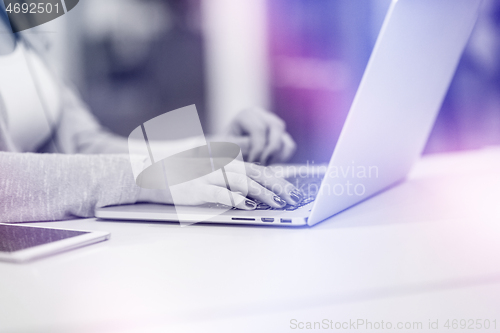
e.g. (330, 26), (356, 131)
(221, 108), (296, 165)
(138, 162), (304, 210)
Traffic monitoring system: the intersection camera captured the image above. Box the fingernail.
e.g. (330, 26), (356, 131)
(290, 190), (303, 203)
(273, 196), (287, 207)
(245, 200), (257, 209)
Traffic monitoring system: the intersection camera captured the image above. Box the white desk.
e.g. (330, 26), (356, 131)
(1, 148), (500, 333)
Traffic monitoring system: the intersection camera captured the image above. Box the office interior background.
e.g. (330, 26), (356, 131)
(38, 0), (500, 163)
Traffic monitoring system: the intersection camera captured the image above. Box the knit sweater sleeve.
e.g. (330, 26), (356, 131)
(0, 152), (146, 223)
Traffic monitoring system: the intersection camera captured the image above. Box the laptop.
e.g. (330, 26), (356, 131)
(96, 0), (481, 227)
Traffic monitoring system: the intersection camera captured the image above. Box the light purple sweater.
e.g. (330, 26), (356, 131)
(0, 83), (145, 223)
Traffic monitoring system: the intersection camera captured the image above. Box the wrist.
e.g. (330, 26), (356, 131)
(137, 187), (173, 204)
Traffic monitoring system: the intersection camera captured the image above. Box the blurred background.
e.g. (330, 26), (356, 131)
(39, 0), (500, 163)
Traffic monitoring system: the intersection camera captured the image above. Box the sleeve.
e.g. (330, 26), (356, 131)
(0, 152), (147, 223)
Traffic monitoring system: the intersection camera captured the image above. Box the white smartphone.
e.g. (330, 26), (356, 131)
(0, 223), (110, 263)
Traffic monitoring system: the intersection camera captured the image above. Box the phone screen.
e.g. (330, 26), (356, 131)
(0, 224), (89, 253)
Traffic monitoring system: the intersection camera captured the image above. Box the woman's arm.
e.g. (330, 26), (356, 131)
(0, 152), (146, 222)
(51, 85), (296, 164)
(50, 84), (131, 155)
(0, 151), (302, 223)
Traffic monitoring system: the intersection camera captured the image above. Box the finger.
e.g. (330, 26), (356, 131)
(261, 110), (287, 127)
(228, 108), (287, 163)
(246, 119), (268, 163)
(270, 133), (296, 165)
(256, 111), (288, 164)
(200, 185), (257, 210)
(206, 171), (287, 209)
(245, 164), (303, 205)
(225, 172), (289, 208)
(260, 124), (285, 165)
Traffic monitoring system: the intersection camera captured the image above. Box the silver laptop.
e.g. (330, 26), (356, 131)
(96, 0), (481, 227)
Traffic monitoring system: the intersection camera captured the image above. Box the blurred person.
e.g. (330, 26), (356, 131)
(82, 0), (207, 140)
(0, 5), (299, 223)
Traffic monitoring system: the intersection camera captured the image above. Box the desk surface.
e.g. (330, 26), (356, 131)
(1, 148), (500, 333)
